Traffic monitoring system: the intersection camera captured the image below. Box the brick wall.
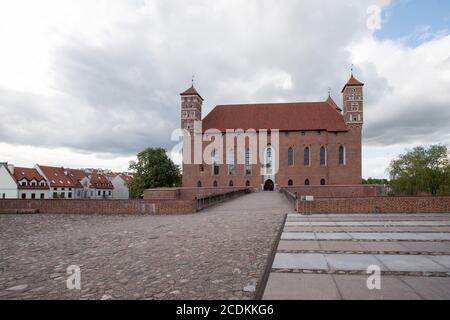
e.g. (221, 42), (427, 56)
(183, 129), (362, 188)
(285, 185), (386, 198)
(0, 199), (196, 215)
(143, 187), (250, 201)
(296, 196), (450, 214)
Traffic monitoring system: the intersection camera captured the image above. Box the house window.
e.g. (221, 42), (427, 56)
(212, 149), (219, 176)
(229, 180), (234, 187)
(2, 193), (5, 199)
(197, 181), (202, 188)
(31, 193), (36, 199)
(305, 179), (310, 186)
(109, 190), (112, 196)
(62, 188), (65, 191)
(40, 193), (45, 199)
(21, 182), (26, 186)
(245, 148), (252, 175)
(321, 179), (326, 186)
(288, 179), (293, 186)
(199, 165), (204, 172)
(320, 147), (327, 166)
(68, 192), (72, 199)
(213, 181), (218, 187)
(98, 190), (101, 196)
(339, 145), (346, 165)
(53, 192), (58, 198)
(60, 193), (65, 198)
(304, 147), (310, 166)
(21, 193), (26, 199)
(246, 180), (251, 187)
(288, 147), (294, 166)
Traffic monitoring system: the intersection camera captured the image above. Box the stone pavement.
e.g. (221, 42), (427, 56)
(263, 213), (450, 300)
(0, 192), (290, 300)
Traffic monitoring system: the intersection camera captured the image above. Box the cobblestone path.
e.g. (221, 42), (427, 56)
(0, 192), (290, 300)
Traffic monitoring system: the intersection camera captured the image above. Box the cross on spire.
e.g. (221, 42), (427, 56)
(351, 63), (354, 76)
(328, 87), (331, 96)
(191, 74), (195, 86)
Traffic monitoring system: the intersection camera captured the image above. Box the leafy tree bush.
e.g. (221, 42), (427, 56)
(363, 178), (389, 185)
(127, 148), (181, 198)
(388, 145), (450, 195)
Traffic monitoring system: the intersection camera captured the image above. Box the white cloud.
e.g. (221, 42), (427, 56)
(0, 0), (448, 177)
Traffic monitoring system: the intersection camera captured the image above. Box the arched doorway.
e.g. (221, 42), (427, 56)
(264, 179), (275, 191)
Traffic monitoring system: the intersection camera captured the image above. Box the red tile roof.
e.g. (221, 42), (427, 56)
(180, 85), (204, 101)
(341, 74), (364, 92)
(120, 174), (133, 183)
(326, 95), (342, 112)
(90, 170), (114, 189)
(66, 169), (88, 188)
(38, 166), (77, 188)
(14, 167), (49, 190)
(202, 101), (349, 133)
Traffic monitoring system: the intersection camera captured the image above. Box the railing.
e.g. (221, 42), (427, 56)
(280, 188), (297, 210)
(196, 189), (251, 211)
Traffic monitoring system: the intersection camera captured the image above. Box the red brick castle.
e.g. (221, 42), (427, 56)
(181, 73), (364, 190)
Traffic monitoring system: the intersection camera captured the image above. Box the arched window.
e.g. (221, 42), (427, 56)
(304, 147), (310, 166)
(320, 179), (326, 186)
(288, 147), (294, 166)
(288, 179), (293, 186)
(264, 145), (274, 175)
(213, 181), (218, 187)
(305, 179), (310, 186)
(246, 180), (251, 187)
(339, 145), (346, 165)
(229, 180), (234, 187)
(212, 149), (219, 175)
(245, 148), (252, 175)
(320, 146), (327, 166)
(228, 147), (235, 175)
(197, 181), (202, 188)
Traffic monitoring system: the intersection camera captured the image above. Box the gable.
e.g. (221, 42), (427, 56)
(0, 165), (18, 189)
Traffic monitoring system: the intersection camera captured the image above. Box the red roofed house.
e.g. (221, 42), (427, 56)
(105, 172), (133, 199)
(86, 169), (114, 199)
(181, 73), (364, 190)
(36, 165), (78, 199)
(0, 163), (50, 199)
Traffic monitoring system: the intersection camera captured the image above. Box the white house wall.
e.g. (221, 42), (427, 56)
(112, 176), (130, 199)
(0, 165), (18, 199)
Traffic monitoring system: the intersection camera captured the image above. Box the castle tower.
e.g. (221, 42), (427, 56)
(180, 85), (203, 131)
(342, 73), (364, 126)
(341, 73), (364, 184)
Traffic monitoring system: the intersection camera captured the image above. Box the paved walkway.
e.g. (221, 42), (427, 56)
(0, 192), (290, 300)
(263, 213), (450, 300)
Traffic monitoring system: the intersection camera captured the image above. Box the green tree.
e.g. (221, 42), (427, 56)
(388, 145), (450, 195)
(127, 147), (181, 198)
(363, 178), (389, 185)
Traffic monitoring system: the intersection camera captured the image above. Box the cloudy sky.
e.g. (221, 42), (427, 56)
(0, 0), (449, 178)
